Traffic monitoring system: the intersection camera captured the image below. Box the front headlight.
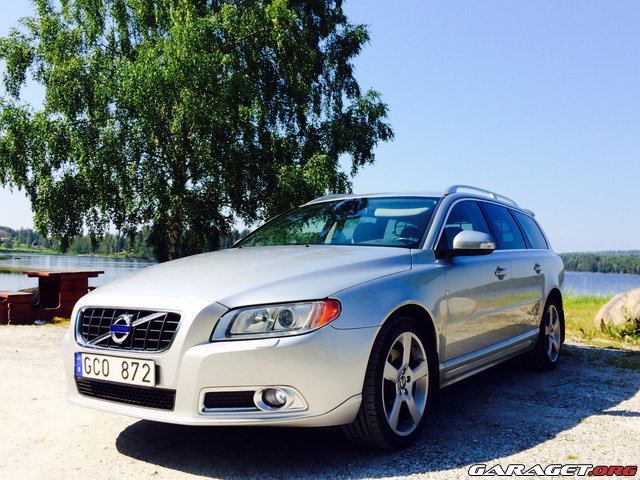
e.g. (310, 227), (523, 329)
(211, 300), (341, 341)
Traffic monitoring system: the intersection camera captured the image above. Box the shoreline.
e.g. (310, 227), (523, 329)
(0, 249), (153, 260)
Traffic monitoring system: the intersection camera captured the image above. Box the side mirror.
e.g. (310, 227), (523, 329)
(435, 230), (496, 259)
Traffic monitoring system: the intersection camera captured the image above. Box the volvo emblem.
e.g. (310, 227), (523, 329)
(110, 314), (133, 344)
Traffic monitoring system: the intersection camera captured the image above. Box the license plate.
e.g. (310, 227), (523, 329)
(75, 353), (156, 387)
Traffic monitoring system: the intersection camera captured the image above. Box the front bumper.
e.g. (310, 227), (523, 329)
(63, 299), (378, 427)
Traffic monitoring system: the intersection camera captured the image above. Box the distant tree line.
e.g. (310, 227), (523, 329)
(0, 226), (49, 249)
(560, 252), (640, 274)
(0, 225), (250, 259)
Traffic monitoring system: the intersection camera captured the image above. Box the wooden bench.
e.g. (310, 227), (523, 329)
(0, 291), (35, 325)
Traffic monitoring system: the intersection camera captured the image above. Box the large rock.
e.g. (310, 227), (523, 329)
(595, 288), (640, 329)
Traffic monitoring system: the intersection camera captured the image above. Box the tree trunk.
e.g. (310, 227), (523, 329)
(168, 209), (183, 260)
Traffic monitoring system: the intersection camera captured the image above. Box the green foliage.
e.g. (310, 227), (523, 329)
(0, 224), (248, 258)
(0, 225), (49, 249)
(0, 266), (28, 274)
(0, 224), (155, 257)
(66, 227), (156, 257)
(599, 309), (640, 345)
(0, 0), (393, 261)
(563, 294), (640, 349)
(560, 252), (640, 274)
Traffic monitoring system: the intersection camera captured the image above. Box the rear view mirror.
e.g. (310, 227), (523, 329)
(436, 230), (496, 259)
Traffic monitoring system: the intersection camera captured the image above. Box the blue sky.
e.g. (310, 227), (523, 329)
(1, 1), (639, 252)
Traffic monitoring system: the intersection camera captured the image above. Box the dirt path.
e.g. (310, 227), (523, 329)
(1, 325), (638, 479)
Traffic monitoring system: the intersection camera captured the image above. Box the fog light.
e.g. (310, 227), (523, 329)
(262, 388), (288, 408)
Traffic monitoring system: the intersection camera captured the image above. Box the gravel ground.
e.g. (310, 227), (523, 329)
(0, 325), (638, 480)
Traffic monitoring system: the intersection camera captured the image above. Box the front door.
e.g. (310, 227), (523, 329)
(437, 200), (519, 361)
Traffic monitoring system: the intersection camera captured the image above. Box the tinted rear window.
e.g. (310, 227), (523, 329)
(512, 211), (548, 249)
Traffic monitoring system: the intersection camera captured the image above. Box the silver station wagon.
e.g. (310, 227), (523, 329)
(63, 185), (564, 450)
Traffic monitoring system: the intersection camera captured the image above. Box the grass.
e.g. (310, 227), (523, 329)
(50, 316), (70, 327)
(0, 254), (26, 274)
(0, 266), (27, 274)
(0, 246), (151, 260)
(564, 294), (640, 350)
(0, 245), (58, 255)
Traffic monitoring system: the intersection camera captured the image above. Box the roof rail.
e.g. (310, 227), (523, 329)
(444, 185), (519, 207)
(306, 193), (347, 204)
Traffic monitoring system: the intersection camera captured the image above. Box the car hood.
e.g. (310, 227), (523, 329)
(88, 245), (412, 308)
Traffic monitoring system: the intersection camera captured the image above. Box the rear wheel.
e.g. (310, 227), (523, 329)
(342, 316), (436, 450)
(527, 297), (564, 370)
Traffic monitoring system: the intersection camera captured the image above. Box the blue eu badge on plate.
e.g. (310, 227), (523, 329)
(74, 352), (82, 376)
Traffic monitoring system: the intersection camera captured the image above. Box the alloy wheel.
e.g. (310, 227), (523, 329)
(545, 304), (561, 362)
(382, 331), (429, 436)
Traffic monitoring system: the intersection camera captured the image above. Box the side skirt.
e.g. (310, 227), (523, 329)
(439, 329), (538, 388)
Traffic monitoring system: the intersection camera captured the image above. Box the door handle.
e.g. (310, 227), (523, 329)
(495, 266), (509, 278)
(534, 263), (543, 274)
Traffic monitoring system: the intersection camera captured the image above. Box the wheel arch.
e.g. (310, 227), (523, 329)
(386, 303), (440, 364)
(545, 287), (565, 343)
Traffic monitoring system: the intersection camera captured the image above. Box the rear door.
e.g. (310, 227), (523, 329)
(510, 210), (552, 330)
(479, 203), (541, 338)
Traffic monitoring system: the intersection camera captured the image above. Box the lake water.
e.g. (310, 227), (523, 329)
(0, 253), (156, 291)
(562, 271), (640, 297)
(2, 254), (640, 297)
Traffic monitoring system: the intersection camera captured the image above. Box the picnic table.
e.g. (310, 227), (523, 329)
(0, 270), (104, 325)
(0, 291), (34, 325)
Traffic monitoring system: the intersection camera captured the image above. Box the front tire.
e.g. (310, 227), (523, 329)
(527, 297), (564, 370)
(342, 316), (436, 450)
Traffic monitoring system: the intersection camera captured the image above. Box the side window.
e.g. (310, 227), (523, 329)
(479, 203), (526, 250)
(437, 201), (490, 250)
(512, 211), (548, 249)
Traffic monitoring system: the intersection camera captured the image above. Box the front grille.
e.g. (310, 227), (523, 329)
(203, 391), (257, 410)
(75, 377), (176, 410)
(78, 308), (180, 352)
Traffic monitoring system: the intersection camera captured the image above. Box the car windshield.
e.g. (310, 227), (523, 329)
(237, 197), (439, 248)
